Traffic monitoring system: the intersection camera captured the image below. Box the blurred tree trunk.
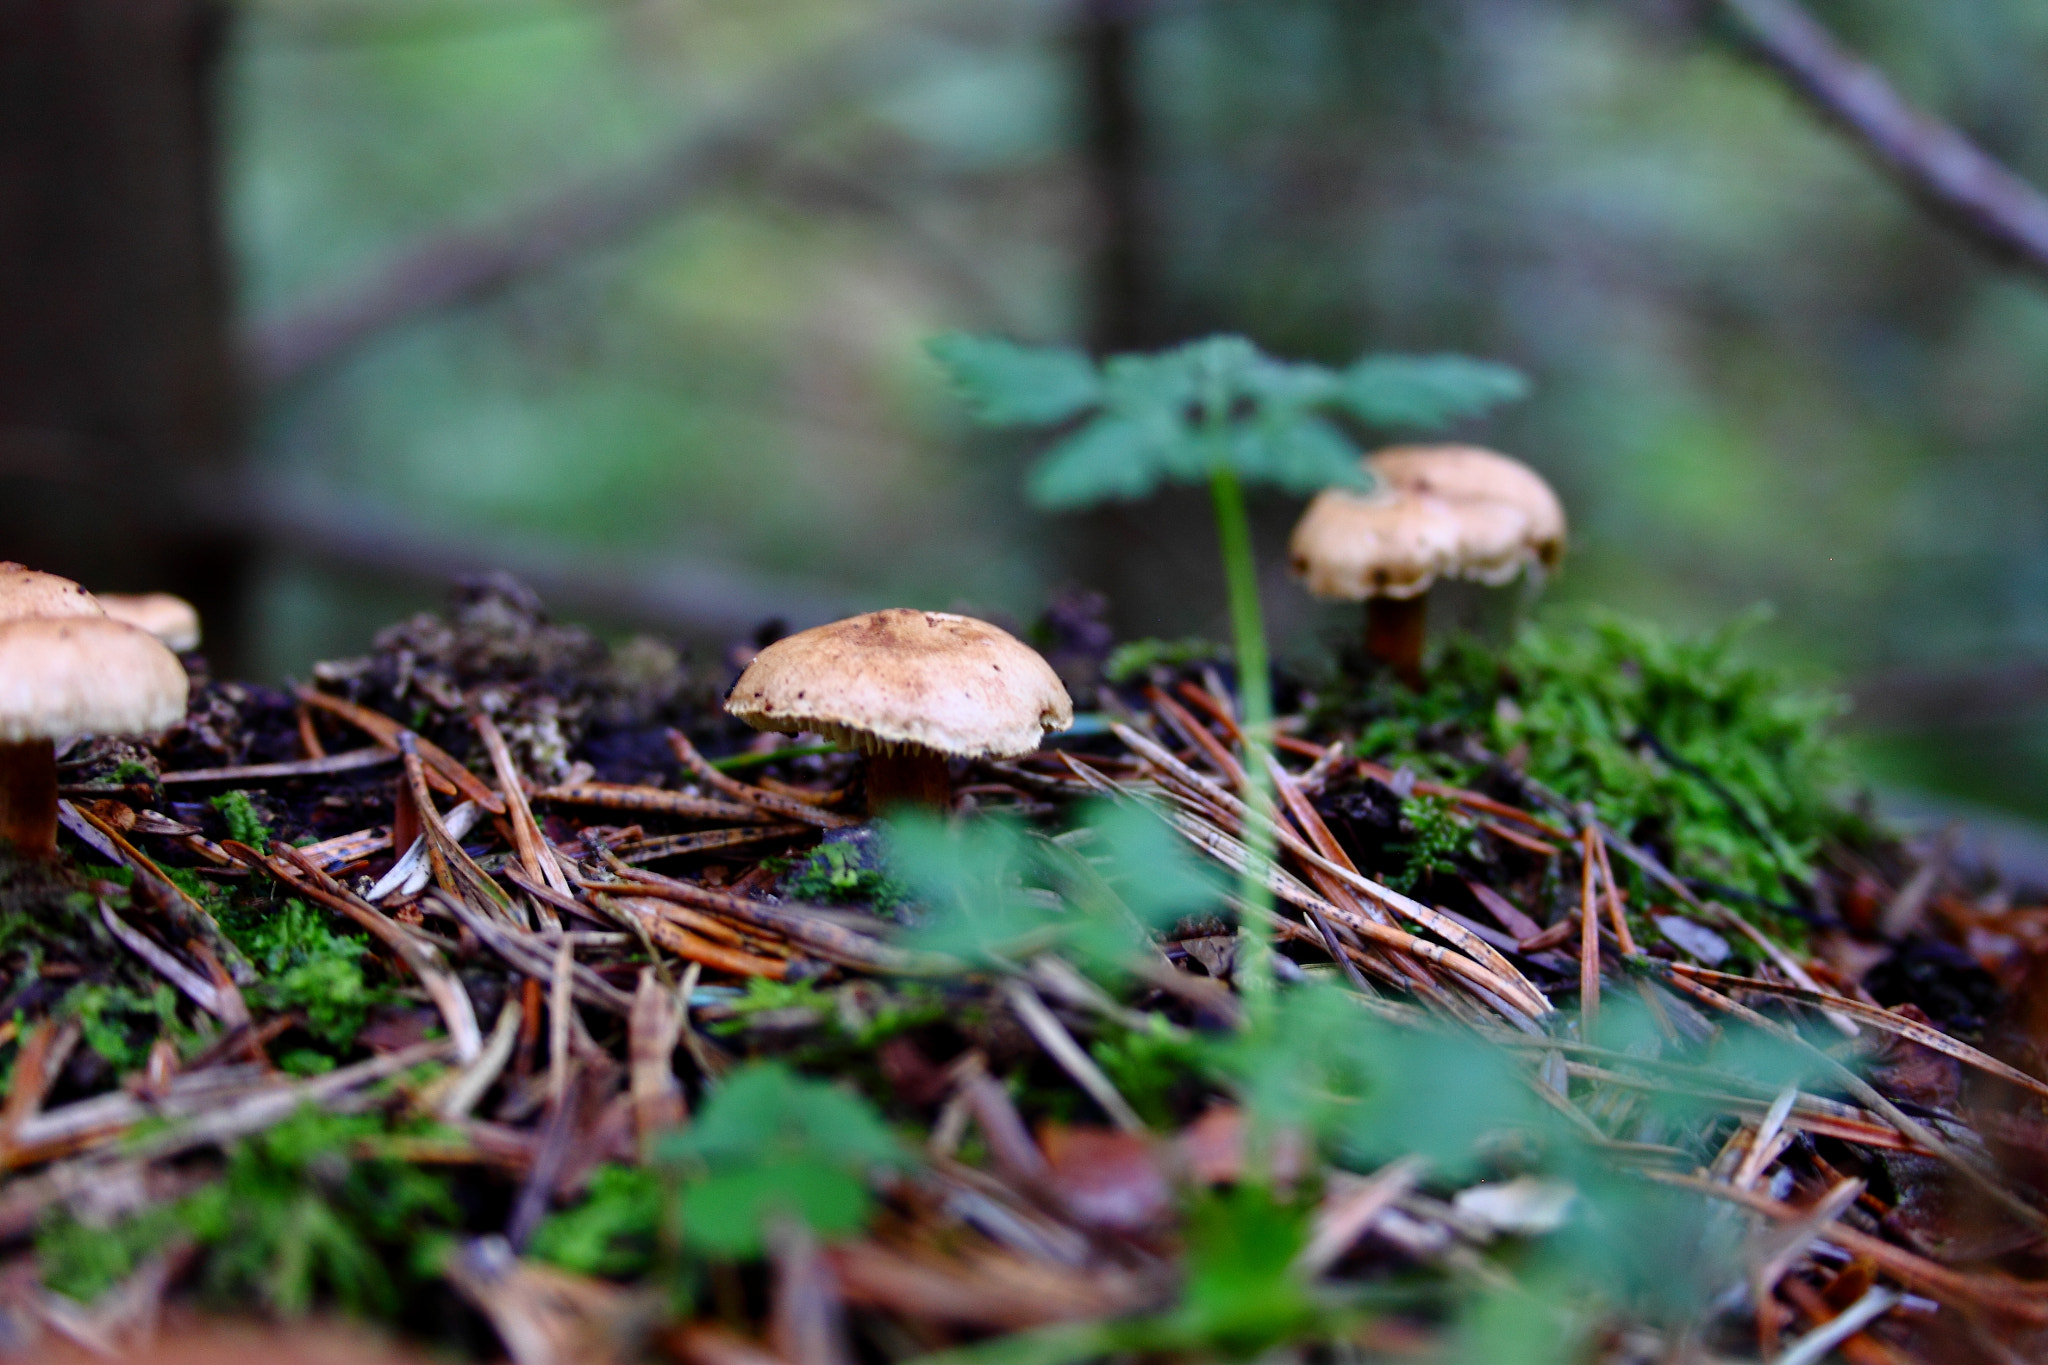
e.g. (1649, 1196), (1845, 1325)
(1081, 0), (1152, 356)
(1071, 0), (1220, 642)
(0, 0), (249, 671)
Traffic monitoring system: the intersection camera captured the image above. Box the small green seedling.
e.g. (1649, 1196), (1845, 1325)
(931, 334), (1525, 980)
(658, 1060), (907, 1257)
(884, 798), (1217, 980)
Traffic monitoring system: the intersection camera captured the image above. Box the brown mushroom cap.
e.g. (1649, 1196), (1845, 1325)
(1289, 445), (1566, 601)
(725, 609), (1074, 759)
(0, 564), (106, 623)
(0, 617), (189, 742)
(1370, 445), (1566, 572)
(99, 592), (202, 653)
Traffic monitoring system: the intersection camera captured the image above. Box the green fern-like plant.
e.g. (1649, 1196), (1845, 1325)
(930, 333), (1527, 980)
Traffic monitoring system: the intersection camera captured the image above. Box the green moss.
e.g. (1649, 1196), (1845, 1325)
(36, 1202), (190, 1304)
(61, 981), (191, 1071)
(36, 1107), (461, 1317)
(1386, 795), (1471, 893)
(1089, 1019), (1210, 1129)
(1103, 636), (1231, 684)
(1330, 611), (1847, 906)
(780, 841), (907, 908)
(530, 1164), (671, 1279)
(217, 897), (390, 1050)
(209, 790), (273, 851)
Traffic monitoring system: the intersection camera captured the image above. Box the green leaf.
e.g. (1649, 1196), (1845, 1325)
(934, 331), (1527, 512)
(1335, 355), (1530, 429)
(1227, 412), (1370, 496)
(530, 1164), (668, 1278)
(1082, 799), (1218, 932)
(1026, 415), (1176, 508)
(682, 1156), (875, 1257)
(1173, 1188), (1319, 1350)
(658, 1061), (906, 1257)
(928, 334), (1102, 425)
(888, 802), (1217, 977)
(885, 812), (1051, 965)
(670, 1061), (901, 1171)
(1214, 985), (1546, 1178)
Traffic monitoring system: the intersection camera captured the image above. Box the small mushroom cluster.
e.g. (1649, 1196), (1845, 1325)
(0, 565), (197, 858)
(719, 451), (1562, 805)
(1289, 444), (1565, 686)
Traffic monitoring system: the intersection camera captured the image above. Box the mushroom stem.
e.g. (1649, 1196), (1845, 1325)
(0, 738), (59, 859)
(1365, 594), (1428, 689)
(866, 751), (952, 813)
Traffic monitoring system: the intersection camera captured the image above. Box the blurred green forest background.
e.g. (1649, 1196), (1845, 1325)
(17, 0), (2048, 823)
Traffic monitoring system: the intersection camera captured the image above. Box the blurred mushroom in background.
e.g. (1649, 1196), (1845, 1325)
(1290, 445), (1565, 687)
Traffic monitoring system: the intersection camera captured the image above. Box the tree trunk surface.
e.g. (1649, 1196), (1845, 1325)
(0, 0), (248, 671)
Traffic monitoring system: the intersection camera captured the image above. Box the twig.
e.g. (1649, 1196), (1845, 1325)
(596, 894), (804, 981)
(402, 742), (521, 923)
(254, 842), (485, 1061)
(159, 747), (395, 785)
(1660, 968), (2048, 1238)
(1648, 1170), (2048, 1322)
(368, 799), (482, 902)
(615, 825), (811, 864)
(1588, 824), (1635, 955)
(1297, 1157), (1427, 1277)
(1666, 962), (2048, 1103)
(437, 1000), (525, 1123)
(629, 970), (688, 1153)
(1775, 1286), (1901, 1365)
(588, 867), (954, 976)
(475, 712), (574, 897)
(295, 686), (504, 813)
(64, 801), (255, 987)
(434, 892), (638, 1017)
(1001, 980), (1145, 1135)
(1579, 828), (1601, 1038)
(97, 901), (240, 1025)
(666, 730), (857, 831)
(535, 783), (779, 824)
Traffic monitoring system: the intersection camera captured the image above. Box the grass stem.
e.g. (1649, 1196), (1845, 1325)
(1209, 465), (1277, 998)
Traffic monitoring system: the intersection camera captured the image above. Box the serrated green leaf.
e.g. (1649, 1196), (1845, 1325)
(1082, 799), (1219, 933)
(934, 331), (1528, 512)
(1026, 416), (1173, 508)
(1227, 412), (1371, 496)
(658, 1061), (905, 1257)
(928, 333), (1102, 425)
(669, 1061), (901, 1170)
(1336, 355), (1530, 429)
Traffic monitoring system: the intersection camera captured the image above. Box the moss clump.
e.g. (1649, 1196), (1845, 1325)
(37, 1107), (461, 1315)
(218, 897), (391, 1061)
(778, 840), (908, 909)
(1329, 610), (1847, 904)
(209, 790), (275, 851)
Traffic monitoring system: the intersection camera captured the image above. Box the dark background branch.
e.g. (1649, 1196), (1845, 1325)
(1712, 0), (2048, 280)
(247, 20), (932, 391)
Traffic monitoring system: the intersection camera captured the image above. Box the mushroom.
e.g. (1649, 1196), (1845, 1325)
(0, 617), (189, 858)
(0, 563), (107, 623)
(1290, 445), (1565, 687)
(725, 608), (1074, 812)
(98, 592), (202, 652)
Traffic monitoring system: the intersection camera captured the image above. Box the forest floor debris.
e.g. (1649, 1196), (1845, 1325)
(3, 579), (2046, 1364)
